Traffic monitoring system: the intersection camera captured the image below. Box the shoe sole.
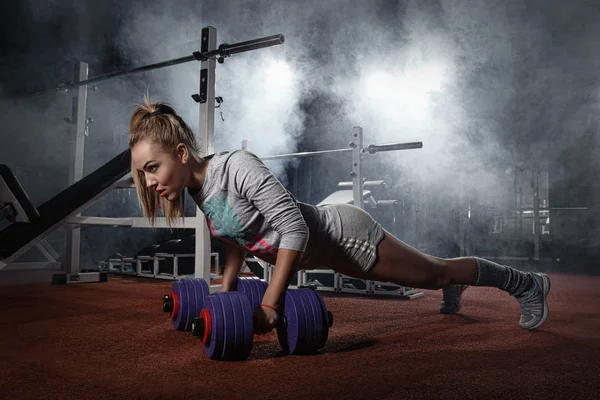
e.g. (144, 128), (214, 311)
(440, 285), (468, 315)
(522, 274), (551, 330)
(440, 301), (461, 314)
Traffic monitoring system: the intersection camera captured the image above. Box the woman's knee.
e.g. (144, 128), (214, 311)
(423, 259), (452, 290)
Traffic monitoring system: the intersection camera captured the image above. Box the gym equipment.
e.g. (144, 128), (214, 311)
(101, 234), (229, 281)
(242, 130), (425, 300)
(191, 288), (333, 361)
(235, 276), (268, 308)
(162, 278), (211, 331)
(0, 149), (131, 280)
(162, 277), (267, 331)
(192, 291), (255, 361)
(277, 288), (333, 355)
(0, 163), (107, 284)
(459, 163), (588, 263)
(3, 27), (284, 290)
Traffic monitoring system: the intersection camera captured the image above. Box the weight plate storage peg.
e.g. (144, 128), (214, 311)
(191, 291), (254, 361)
(162, 278), (210, 331)
(277, 289), (333, 355)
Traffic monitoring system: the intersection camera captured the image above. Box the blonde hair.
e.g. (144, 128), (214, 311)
(129, 95), (204, 227)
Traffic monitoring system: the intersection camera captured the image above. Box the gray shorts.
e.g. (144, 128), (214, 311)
(329, 204), (385, 273)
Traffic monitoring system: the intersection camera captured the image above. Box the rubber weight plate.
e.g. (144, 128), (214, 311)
(194, 292), (254, 361)
(162, 278), (209, 331)
(309, 289), (333, 350)
(276, 289), (306, 354)
(277, 289), (333, 354)
(189, 278), (210, 330)
(236, 277), (268, 310)
(297, 288), (319, 353)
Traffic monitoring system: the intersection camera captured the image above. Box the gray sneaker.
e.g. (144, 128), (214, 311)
(515, 273), (551, 330)
(440, 284), (469, 314)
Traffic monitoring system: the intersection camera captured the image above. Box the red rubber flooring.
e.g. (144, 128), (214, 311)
(0, 273), (598, 400)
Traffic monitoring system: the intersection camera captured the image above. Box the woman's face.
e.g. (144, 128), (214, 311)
(131, 140), (188, 201)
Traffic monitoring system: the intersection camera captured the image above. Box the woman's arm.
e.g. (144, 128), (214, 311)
(220, 243), (248, 292)
(260, 248), (304, 309)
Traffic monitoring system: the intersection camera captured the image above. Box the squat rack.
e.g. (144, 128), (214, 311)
(1, 27), (283, 291)
(243, 130), (425, 299)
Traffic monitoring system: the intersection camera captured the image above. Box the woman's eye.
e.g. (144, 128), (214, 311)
(148, 166), (157, 173)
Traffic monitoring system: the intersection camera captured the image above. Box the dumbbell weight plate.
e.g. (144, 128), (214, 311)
(171, 280), (190, 331)
(298, 288), (320, 353)
(182, 279), (198, 332)
(201, 292), (254, 361)
(166, 278), (209, 331)
(203, 295), (224, 360)
(227, 291), (254, 360)
(290, 289), (310, 354)
(312, 290), (332, 349)
(277, 289), (332, 355)
(190, 278), (210, 330)
(277, 289), (304, 354)
(236, 277), (268, 310)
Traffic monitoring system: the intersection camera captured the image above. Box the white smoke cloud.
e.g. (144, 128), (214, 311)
(4, 0), (600, 261)
(114, 0), (309, 181)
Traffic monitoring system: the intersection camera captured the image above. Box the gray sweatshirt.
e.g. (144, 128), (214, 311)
(190, 150), (342, 266)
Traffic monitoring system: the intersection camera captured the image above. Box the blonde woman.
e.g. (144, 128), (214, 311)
(129, 98), (551, 335)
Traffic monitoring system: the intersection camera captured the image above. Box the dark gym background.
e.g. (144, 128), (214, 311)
(1, 1), (599, 272)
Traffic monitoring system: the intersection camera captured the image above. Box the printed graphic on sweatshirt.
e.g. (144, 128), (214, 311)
(200, 193), (277, 259)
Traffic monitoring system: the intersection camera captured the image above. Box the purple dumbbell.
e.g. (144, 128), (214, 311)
(191, 287), (333, 361)
(191, 291), (255, 361)
(162, 278), (210, 332)
(276, 288), (333, 355)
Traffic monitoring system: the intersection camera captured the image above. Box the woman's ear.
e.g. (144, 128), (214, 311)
(176, 143), (188, 164)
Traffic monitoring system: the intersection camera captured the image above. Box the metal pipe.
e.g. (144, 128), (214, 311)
(366, 142), (423, 154)
(352, 127), (364, 210)
(338, 180), (385, 188)
(262, 148), (352, 161)
(65, 61), (89, 276)
(195, 27), (218, 288)
(26, 32), (285, 97)
(215, 34), (284, 57)
(375, 200), (398, 207)
(261, 141), (423, 161)
(468, 207), (587, 212)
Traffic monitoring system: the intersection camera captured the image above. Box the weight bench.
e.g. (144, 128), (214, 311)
(0, 150), (131, 284)
(0, 165), (63, 275)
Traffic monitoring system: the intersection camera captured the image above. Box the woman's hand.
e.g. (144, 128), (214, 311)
(253, 305), (279, 334)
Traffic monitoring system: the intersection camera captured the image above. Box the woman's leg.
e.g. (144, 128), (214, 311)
(325, 229), (478, 288)
(367, 230), (540, 294)
(326, 229), (550, 330)
(367, 230), (479, 289)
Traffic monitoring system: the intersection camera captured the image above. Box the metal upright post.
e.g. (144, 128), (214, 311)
(532, 163), (541, 260)
(65, 62), (89, 275)
(351, 127), (364, 209)
(351, 127), (368, 293)
(195, 27), (217, 288)
(459, 172), (466, 256)
(198, 26), (217, 156)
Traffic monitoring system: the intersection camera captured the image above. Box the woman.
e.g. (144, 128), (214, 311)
(129, 97), (551, 335)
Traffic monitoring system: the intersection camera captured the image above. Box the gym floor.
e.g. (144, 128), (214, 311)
(0, 273), (598, 400)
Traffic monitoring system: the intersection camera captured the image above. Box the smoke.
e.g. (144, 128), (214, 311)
(3, 0), (600, 266)
(113, 0), (310, 181)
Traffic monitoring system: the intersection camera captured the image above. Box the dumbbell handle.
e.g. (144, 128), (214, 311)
(193, 309), (332, 335)
(191, 317), (204, 338)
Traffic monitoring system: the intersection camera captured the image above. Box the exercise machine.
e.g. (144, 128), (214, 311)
(243, 128), (425, 299)
(0, 27), (284, 289)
